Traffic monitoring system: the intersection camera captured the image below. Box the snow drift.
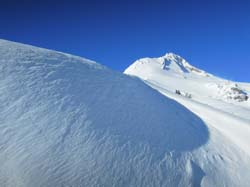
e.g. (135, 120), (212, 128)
(125, 52), (250, 186)
(0, 40), (210, 186)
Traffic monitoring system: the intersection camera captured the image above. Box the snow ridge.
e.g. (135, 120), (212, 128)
(0, 39), (210, 187)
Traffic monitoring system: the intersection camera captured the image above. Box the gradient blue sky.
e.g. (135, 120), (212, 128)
(0, 0), (250, 81)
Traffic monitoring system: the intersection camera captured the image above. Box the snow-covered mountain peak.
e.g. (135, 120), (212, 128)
(164, 52), (186, 64)
(125, 53), (249, 103)
(125, 52), (209, 77)
(163, 52), (209, 76)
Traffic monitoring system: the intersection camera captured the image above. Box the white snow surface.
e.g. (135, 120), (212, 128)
(125, 53), (250, 186)
(0, 40), (214, 187)
(1, 39), (250, 187)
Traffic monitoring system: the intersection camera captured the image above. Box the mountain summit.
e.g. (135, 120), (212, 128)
(125, 53), (248, 102)
(125, 52), (209, 77)
(163, 53), (208, 75)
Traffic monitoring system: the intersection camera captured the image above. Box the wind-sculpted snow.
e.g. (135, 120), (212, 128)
(0, 40), (209, 186)
(125, 52), (250, 186)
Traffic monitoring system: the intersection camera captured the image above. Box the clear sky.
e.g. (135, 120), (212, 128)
(0, 0), (250, 82)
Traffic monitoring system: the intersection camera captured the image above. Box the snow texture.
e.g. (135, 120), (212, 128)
(0, 40), (212, 187)
(125, 52), (250, 187)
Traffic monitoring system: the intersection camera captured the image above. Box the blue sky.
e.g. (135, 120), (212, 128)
(0, 0), (250, 81)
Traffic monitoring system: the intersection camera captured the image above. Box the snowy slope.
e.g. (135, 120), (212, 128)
(0, 39), (214, 187)
(125, 53), (250, 186)
(1, 40), (250, 187)
(125, 53), (250, 119)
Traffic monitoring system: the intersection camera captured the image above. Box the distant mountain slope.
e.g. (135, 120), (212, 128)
(125, 53), (250, 118)
(125, 52), (250, 186)
(0, 39), (210, 187)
